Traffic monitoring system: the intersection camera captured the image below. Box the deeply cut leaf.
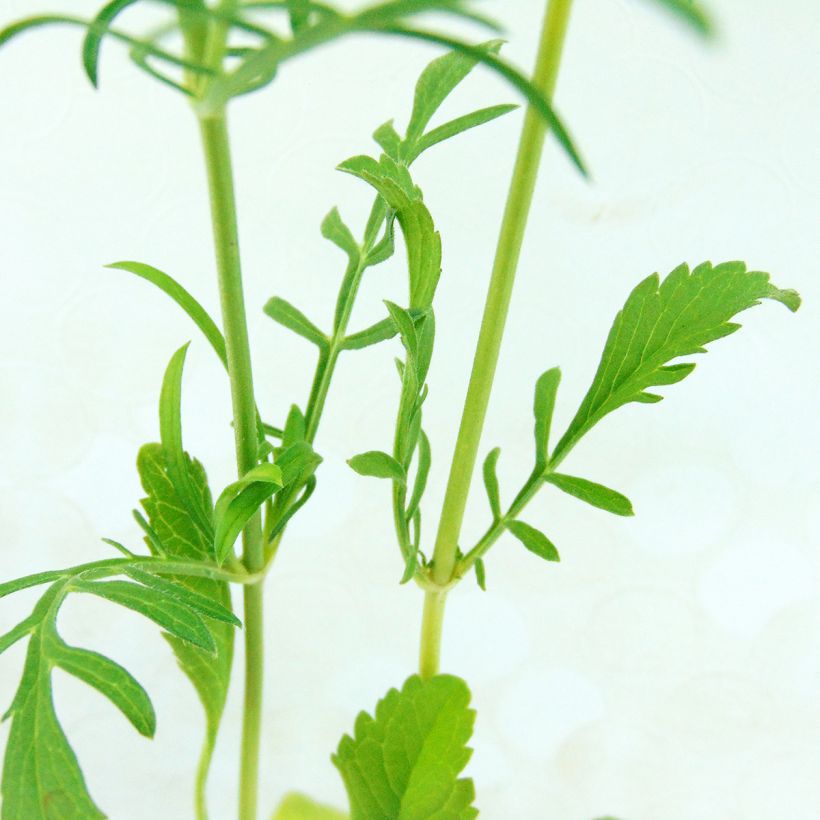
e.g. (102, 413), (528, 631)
(333, 674), (478, 820)
(553, 262), (800, 460)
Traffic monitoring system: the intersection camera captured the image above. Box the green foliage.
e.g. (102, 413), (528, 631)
(506, 520), (560, 563)
(332, 675), (477, 820)
(348, 451), (407, 484)
(272, 793), (348, 819)
(643, 0), (713, 35)
(544, 473), (634, 517)
(482, 447), (502, 521)
(533, 367), (561, 470)
(264, 296), (329, 349)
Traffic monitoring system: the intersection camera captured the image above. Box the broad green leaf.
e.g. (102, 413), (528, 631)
(545, 473), (634, 517)
(2, 632), (105, 820)
(474, 557), (487, 591)
(108, 261), (227, 367)
(75, 579), (216, 652)
(506, 520), (560, 563)
(405, 39), (504, 143)
(641, 0), (713, 35)
(213, 463), (284, 564)
(339, 156), (442, 310)
(534, 367), (561, 469)
(482, 447), (502, 521)
(408, 103), (518, 162)
(273, 792), (348, 820)
(50, 640), (156, 738)
(342, 317), (399, 351)
(264, 296), (329, 349)
(332, 674), (477, 820)
(348, 451), (407, 485)
(554, 262), (801, 460)
(137, 443), (235, 811)
(405, 430), (431, 520)
(159, 344), (215, 537)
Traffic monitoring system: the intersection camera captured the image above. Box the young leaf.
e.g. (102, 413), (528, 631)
(474, 557), (487, 591)
(482, 447), (502, 521)
(405, 39), (504, 144)
(506, 520), (560, 563)
(545, 473), (634, 517)
(287, 0), (311, 32)
(83, 0), (138, 86)
(405, 430), (431, 521)
(553, 262), (801, 460)
(108, 260), (227, 367)
(408, 103), (518, 162)
(283, 404), (307, 448)
(50, 641), (156, 738)
(159, 343), (215, 537)
(339, 155), (442, 309)
(385, 299), (418, 356)
(348, 451), (407, 485)
(534, 367), (561, 469)
(341, 317), (398, 351)
(332, 674), (477, 820)
(264, 296), (329, 349)
(322, 206), (361, 268)
(373, 119), (402, 159)
(273, 792), (348, 820)
(642, 0), (713, 36)
(75, 579), (216, 653)
(213, 463), (284, 564)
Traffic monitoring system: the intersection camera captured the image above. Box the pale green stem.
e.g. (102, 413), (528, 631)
(198, 112), (265, 820)
(420, 0), (575, 675)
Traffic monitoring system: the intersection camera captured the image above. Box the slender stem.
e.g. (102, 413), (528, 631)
(198, 112), (265, 820)
(421, 0), (575, 671)
(419, 590), (446, 678)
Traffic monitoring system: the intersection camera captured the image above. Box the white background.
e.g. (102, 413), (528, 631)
(1, 0), (819, 818)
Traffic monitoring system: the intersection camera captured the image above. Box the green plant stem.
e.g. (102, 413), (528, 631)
(421, 0), (575, 675)
(419, 590), (447, 678)
(198, 112), (265, 820)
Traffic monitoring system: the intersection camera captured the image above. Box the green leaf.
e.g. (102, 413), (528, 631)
(0, 570), (65, 601)
(405, 430), (431, 521)
(545, 473), (634, 517)
(0, 614), (39, 656)
(385, 300), (419, 356)
(2, 631), (106, 820)
(332, 674), (477, 820)
(264, 296), (329, 349)
(287, 0), (311, 32)
(641, 0), (713, 36)
(159, 343), (215, 537)
(83, 0), (139, 86)
(405, 39), (505, 144)
(554, 262), (801, 460)
(348, 451), (407, 485)
(373, 120), (403, 159)
(506, 520), (560, 563)
(213, 463), (284, 564)
(322, 207), (361, 267)
(50, 640), (156, 738)
(342, 317), (399, 351)
(273, 792), (348, 820)
(108, 261), (227, 367)
(339, 156), (442, 310)
(482, 447), (502, 521)
(283, 404), (307, 448)
(474, 557), (487, 591)
(534, 367), (561, 469)
(136, 443), (233, 814)
(75, 579), (216, 652)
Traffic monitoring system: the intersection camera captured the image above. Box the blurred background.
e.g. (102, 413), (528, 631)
(1, 0), (818, 817)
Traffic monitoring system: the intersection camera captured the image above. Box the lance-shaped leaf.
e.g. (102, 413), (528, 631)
(264, 296), (329, 349)
(553, 262), (801, 461)
(332, 674), (478, 820)
(348, 451), (407, 485)
(506, 520), (560, 563)
(213, 463), (284, 563)
(545, 473), (634, 517)
(342, 317), (398, 351)
(534, 367), (561, 469)
(641, 0), (713, 36)
(338, 155), (442, 310)
(474, 557), (487, 591)
(282, 404), (307, 448)
(322, 206), (361, 266)
(405, 430), (431, 521)
(482, 447), (502, 521)
(137, 444), (234, 812)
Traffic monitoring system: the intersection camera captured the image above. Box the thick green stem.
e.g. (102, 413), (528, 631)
(421, 0), (575, 671)
(419, 590), (446, 679)
(198, 113), (264, 820)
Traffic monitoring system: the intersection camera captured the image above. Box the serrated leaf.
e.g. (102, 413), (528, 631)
(339, 156), (442, 310)
(213, 463), (284, 564)
(405, 39), (504, 144)
(554, 262), (801, 460)
(545, 473), (634, 517)
(108, 261), (227, 367)
(264, 296), (329, 349)
(534, 367), (561, 469)
(50, 640), (156, 738)
(332, 674), (477, 820)
(273, 792), (348, 820)
(506, 520), (560, 563)
(408, 103), (518, 162)
(159, 344), (215, 537)
(482, 447), (502, 521)
(348, 451), (407, 485)
(75, 579), (216, 652)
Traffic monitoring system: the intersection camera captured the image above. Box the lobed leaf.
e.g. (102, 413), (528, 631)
(332, 674), (477, 819)
(545, 473), (634, 517)
(506, 520), (560, 563)
(553, 262), (801, 461)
